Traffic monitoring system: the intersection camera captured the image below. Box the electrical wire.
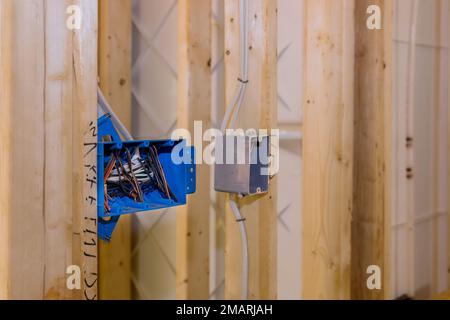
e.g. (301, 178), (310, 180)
(220, 0), (250, 300)
(220, 0), (250, 132)
(105, 147), (176, 208)
(97, 87), (176, 209)
(99, 1), (250, 298)
(98, 86), (134, 141)
(229, 199), (249, 300)
(107, 152), (151, 184)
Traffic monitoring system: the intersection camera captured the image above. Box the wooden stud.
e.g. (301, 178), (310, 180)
(98, 0), (132, 300)
(0, 0), (10, 298)
(73, 0), (99, 300)
(432, 0), (443, 296)
(447, 0), (450, 292)
(0, 0), (98, 299)
(223, 0), (278, 300)
(176, 0), (211, 300)
(403, 0), (416, 297)
(352, 0), (393, 299)
(302, 0), (354, 300)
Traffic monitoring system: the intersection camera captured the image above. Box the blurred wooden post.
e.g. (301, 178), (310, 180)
(448, 0), (450, 291)
(302, 0), (355, 300)
(352, 0), (393, 299)
(176, 0), (212, 299)
(224, 0), (278, 300)
(98, 0), (132, 300)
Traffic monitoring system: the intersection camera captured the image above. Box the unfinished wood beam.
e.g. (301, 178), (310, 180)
(302, 0), (354, 300)
(352, 0), (393, 299)
(0, 0), (14, 299)
(224, 0), (278, 300)
(0, 0), (98, 299)
(444, 0), (450, 292)
(176, 0), (211, 300)
(98, 0), (132, 300)
(432, 0), (443, 297)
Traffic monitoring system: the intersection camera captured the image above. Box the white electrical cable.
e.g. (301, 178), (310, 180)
(229, 0), (249, 129)
(107, 153), (152, 184)
(229, 199), (249, 300)
(219, 0), (250, 300)
(279, 130), (303, 141)
(98, 87), (148, 182)
(98, 86), (134, 141)
(220, 0), (250, 132)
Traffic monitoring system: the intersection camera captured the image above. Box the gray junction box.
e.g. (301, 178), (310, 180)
(214, 135), (270, 196)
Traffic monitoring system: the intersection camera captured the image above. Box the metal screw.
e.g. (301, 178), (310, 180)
(406, 137), (413, 148)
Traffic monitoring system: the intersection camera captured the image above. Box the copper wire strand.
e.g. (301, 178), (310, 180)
(114, 152), (138, 200)
(103, 157), (116, 212)
(146, 148), (165, 193)
(126, 149), (144, 202)
(105, 146), (176, 206)
(151, 146), (171, 200)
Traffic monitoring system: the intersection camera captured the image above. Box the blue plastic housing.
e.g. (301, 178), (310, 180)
(97, 115), (196, 241)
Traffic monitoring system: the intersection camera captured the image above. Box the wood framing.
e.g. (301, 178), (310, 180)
(352, 0), (393, 299)
(302, 0), (354, 299)
(431, 0), (443, 297)
(98, 0), (132, 300)
(0, 0), (98, 299)
(448, 0), (450, 291)
(176, 0), (211, 299)
(224, 0), (278, 300)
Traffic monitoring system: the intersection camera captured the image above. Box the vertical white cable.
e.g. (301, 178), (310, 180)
(219, 0), (250, 300)
(220, 0), (250, 132)
(229, 0), (249, 129)
(98, 86), (134, 141)
(229, 199), (249, 300)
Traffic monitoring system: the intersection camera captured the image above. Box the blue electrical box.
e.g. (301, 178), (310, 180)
(97, 115), (196, 241)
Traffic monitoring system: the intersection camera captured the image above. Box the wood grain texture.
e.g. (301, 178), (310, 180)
(0, 0), (98, 299)
(224, 0), (278, 300)
(73, 0), (99, 301)
(431, 0), (443, 297)
(352, 0), (393, 300)
(98, 0), (132, 300)
(448, 0), (450, 291)
(0, 0), (45, 299)
(0, 0), (12, 299)
(434, 290), (450, 300)
(176, 0), (211, 300)
(302, 0), (354, 300)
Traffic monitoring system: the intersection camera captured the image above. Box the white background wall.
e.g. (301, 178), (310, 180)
(129, 0), (448, 300)
(392, 0), (448, 299)
(131, 0), (178, 299)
